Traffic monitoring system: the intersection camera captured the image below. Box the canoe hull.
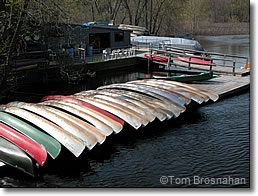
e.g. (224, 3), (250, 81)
(0, 137), (36, 177)
(0, 105), (85, 157)
(0, 111), (61, 159)
(153, 72), (215, 82)
(7, 102), (98, 151)
(0, 121), (47, 166)
(41, 95), (124, 126)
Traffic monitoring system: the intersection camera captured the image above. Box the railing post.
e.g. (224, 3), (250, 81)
(148, 49), (152, 74)
(233, 60), (236, 76)
(167, 54), (171, 68)
(210, 65), (213, 73)
(188, 57), (191, 70)
(210, 59), (213, 73)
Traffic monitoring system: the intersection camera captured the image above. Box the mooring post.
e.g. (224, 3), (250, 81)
(233, 60), (236, 76)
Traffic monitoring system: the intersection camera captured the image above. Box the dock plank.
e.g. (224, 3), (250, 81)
(192, 75), (250, 98)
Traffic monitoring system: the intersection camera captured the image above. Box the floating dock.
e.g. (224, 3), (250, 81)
(193, 75), (250, 99)
(137, 46), (250, 99)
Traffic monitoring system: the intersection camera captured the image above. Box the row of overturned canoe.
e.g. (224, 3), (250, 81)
(0, 79), (219, 177)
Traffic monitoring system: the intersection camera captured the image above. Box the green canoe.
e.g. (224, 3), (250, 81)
(153, 72), (217, 83)
(0, 112), (61, 159)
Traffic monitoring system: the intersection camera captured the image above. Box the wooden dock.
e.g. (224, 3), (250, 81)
(192, 75), (250, 99)
(139, 46), (250, 76)
(135, 48), (250, 99)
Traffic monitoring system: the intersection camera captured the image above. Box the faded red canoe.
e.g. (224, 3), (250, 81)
(177, 56), (216, 66)
(0, 122), (47, 166)
(41, 95), (124, 126)
(144, 53), (168, 62)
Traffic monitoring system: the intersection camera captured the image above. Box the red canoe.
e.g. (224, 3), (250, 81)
(177, 56), (216, 66)
(144, 53), (169, 62)
(41, 95), (124, 126)
(0, 122), (47, 166)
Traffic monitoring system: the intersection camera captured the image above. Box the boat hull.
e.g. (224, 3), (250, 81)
(0, 111), (61, 159)
(153, 72), (215, 82)
(99, 89), (170, 121)
(41, 95), (124, 126)
(0, 122), (47, 166)
(97, 83), (183, 117)
(77, 91), (156, 122)
(39, 101), (114, 136)
(0, 105), (85, 157)
(37, 104), (106, 144)
(74, 96), (143, 129)
(7, 102), (98, 151)
(0, 137), (36, 177)
(80, 90), (165, 122)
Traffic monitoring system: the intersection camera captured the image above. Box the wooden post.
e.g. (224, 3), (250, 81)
(233, 60), (236, 76)
(188, 57), (192, 70)
(148, 49), (152, 74)
(167, 54), (171, 67)
(210, 59), (213, 73)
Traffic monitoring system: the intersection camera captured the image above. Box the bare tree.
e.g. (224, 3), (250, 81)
(0, 0), (30, 88)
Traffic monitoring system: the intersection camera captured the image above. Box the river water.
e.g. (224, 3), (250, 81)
(0, 35), (250, 188)
(196, 35), (250, 68)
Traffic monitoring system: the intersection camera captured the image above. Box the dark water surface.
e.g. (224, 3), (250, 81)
(0, 35), (250, 187)
(43, 92), (250, 187)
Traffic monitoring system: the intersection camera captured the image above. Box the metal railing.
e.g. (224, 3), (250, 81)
(148, 48), (216, 72)
(80, 48), (137, 63)
(102, 48), (136, 61)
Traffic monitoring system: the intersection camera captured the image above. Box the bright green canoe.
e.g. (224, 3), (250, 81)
(0, 112), (61, 159)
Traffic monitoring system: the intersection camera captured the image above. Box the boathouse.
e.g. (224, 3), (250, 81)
(44, 23), (132, 57)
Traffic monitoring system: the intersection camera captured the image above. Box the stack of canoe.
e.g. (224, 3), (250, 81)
(118, 24), (150, 37)
(0, 79), (219, 177)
